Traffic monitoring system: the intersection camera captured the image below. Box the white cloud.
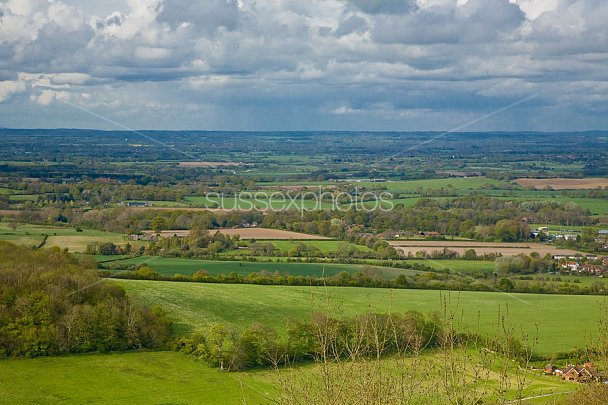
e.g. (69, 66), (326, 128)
(0, 80), (26, 102)
(33, 89), (71, 106)
(332, 105), (361, 114)
(0, 0), (605, 130)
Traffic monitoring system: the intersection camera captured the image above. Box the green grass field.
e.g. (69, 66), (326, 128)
(98, 255), (418, 279)
(116, 280), (605, 355)
(407, 259), (497, 273)
(0, 349), (574, 404)
(0, 351), (276, 404)
(494, 196), (608, 215)
(8, 194), (38, 201)
(126, 200), (190, 207)
(184, 195), (336, 210)
(353, 177), (509, 192)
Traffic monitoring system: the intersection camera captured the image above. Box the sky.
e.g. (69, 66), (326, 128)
(0, 0), (606, 131)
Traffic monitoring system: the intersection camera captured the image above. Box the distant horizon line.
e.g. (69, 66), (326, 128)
(1, 127), (607, 134)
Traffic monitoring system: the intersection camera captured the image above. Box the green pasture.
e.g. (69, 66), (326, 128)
(125, 200), (189, 207)
(407, 259), (497, 273)
(265, 239), (373, 253)
(98, 255), (417, 279)
(185, 195), (335, 210)
(0, 349), (574, 404)
(117, 280), (605, 355)
(0, 351), (275, 405)
(351, 177), (509, 192)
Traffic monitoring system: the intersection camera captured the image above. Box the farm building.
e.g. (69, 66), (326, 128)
(546, 362), (600, 383)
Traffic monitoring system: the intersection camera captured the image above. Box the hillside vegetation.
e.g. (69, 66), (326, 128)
(0, 242), (171, 357)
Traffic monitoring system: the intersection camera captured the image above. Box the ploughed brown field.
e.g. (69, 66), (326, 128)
(178, 161), (249, 167)
(143, 227), (330, 240)
(513, 177), (608, 190)
(388, 240), (582, 256)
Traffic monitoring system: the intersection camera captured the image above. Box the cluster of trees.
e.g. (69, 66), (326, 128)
(86, 242), (132, 255)
(495, 253), (557, 275)
(0, 242), (172, 357)
(175, 311), (439, 371)
(151, 229), (241, 256)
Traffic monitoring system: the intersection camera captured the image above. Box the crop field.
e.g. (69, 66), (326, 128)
(98, 255), (417, 279)
(116, 280), (604, 355)
(388, 240), (583, 256)
(513, 177), (608, 190)
(0, 223), (127, 252)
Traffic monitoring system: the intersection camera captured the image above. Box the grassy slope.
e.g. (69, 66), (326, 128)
(0, 350), (573, 405)
(0, 351), (275, 405)
(117, 280), (604, 355)
(99, 255), (419, 279)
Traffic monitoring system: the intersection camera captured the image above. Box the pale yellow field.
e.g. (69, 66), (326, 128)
(388, 240), (582, 256)
(45, 235), (128, 252)
(513, 177), (608, 190)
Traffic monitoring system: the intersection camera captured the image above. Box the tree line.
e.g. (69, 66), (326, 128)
(104, 260), (607, 296)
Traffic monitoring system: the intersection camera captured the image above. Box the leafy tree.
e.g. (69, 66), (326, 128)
(150, 216), (167, 232)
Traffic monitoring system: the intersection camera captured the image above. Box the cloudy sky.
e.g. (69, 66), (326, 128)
(0, 0), (606, 131)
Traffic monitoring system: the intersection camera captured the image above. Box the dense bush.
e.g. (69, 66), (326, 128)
(0, 242), (172, 357)
(175, 311), (440, 371)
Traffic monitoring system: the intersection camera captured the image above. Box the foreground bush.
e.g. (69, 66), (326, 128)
(175, 311), (440, 371)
